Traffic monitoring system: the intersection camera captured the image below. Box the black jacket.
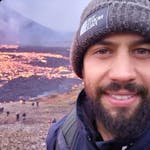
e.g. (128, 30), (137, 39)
(46, 90), (150, 150)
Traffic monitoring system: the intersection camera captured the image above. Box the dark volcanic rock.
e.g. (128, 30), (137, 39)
(0, 46), (70, 57)
(0, 75), (81, 102)
(28, 57), (69, 68)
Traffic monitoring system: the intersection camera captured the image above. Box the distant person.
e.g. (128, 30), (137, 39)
(6, 111), (10, 117)
(22, 113), (26, 121)
(0, 107), (4, 113)
(46, 0), (150, 149)
(52, 118), (56, 124)
(36, 101), (39, 107)
(20, 100), (25, 104)
(32, 102), (34, 106)
(16, 113), (20, 121)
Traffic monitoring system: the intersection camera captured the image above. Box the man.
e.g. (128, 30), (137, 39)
(46, 0), (150, 149)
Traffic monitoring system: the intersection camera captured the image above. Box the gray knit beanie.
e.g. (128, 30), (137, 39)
(71, 0), (150, 78)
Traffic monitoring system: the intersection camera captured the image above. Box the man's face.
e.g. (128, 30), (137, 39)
(82, 33), (150, 139)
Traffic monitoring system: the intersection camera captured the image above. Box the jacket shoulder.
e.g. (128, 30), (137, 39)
(46, 116), (67, 150)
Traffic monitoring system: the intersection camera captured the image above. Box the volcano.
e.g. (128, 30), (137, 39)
(0, 3), (73, 47)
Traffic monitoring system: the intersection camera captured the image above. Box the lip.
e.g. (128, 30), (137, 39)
(103, 91), (138, 107)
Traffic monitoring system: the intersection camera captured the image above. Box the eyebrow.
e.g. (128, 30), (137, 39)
(132, 39), (150, 46)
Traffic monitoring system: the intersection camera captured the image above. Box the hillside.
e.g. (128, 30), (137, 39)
(0, 86), (82, 150)
(0, 3), (73, 47)
(0, 46), (81, 102)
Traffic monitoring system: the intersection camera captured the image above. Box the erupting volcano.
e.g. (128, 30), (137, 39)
(0, 45), (81, 102)
(0, 4), (80, 102)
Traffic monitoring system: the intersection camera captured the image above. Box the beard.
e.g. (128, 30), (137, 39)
(85, 82), (150, 140)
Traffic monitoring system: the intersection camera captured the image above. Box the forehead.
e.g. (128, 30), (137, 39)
(92, 32), (150, 47)
(102, 32), (143, 42)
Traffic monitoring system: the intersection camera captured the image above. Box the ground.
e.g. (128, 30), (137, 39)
(0, 87), (82, 150)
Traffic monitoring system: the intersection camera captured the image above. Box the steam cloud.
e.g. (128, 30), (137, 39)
(0, 3), (73, 47)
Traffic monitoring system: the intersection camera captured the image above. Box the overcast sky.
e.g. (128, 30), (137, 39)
(3, 0), (90, 32)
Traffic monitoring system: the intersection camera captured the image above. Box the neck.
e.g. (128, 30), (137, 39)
(96, 120), (114, 141)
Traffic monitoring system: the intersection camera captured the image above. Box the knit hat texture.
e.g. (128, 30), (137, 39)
(71, 0), (150, 78)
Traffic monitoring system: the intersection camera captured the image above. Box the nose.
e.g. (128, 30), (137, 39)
(108, 53), (136, 83)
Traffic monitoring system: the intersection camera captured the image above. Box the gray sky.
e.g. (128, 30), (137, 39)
(3, 0), (90, 32)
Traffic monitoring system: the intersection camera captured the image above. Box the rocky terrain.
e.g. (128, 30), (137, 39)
(0, 45), (82, 149)
(0, 87), (82, 150)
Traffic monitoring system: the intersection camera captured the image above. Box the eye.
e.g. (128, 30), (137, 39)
(94, 48), (112, 55)
(132, 48), (150, 58)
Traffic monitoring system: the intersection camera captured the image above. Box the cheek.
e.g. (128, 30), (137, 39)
(135, 65), (150, 88)
(82, 68), (98, 100)
(82, 58), (110, 84)
(82, 60), (107, 99)
(82, 56), (113, 99)
(82, 62), (100, 88)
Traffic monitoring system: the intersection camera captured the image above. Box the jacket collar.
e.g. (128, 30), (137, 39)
(76, 89), (103, 141)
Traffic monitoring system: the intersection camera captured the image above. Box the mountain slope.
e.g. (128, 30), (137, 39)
(0, 3), (73, 46)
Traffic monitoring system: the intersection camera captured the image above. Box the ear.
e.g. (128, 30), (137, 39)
(81, 64), (85, 79)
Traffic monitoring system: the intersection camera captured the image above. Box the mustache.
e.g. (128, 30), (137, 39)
(98, 82), (148, 98)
